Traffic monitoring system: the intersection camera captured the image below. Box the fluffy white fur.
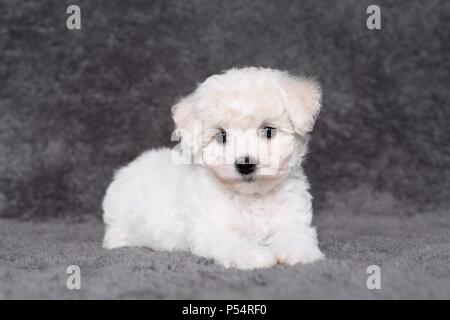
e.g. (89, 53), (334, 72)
(103, 67), (324, 269)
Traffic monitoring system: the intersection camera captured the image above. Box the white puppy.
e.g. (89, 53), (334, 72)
(102, 67), (324, 269)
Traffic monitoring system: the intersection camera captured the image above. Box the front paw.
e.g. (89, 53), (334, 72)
(218, 246), (277, 270)
(275, 245), (324, 266)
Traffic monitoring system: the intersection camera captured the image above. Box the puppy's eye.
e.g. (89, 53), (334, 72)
(214, 129), (226, 144)
(262, 126), (276, 139)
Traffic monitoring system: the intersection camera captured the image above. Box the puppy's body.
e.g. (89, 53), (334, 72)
(103, 148), (321, 268)
(103, 67), (324, 269)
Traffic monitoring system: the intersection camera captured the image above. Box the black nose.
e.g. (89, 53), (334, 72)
(235, 156), (256, 175)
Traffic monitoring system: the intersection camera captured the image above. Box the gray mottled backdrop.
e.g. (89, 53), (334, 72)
(0, 0), (449, 219)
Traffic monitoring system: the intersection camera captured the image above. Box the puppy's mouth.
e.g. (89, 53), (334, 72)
(241, 174), (256, 183)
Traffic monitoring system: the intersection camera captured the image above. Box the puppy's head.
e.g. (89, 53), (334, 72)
(172, 67), (321, 194)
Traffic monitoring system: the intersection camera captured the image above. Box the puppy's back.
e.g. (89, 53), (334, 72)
(102, 147), (189, 250)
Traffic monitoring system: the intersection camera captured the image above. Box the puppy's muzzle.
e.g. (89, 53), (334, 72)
(235, 156), (256, 175)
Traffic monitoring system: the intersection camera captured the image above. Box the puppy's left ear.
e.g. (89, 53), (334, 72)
(281, 75), (322, 135)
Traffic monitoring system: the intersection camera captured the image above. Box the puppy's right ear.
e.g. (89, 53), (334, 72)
(171, 94), (202, 156)
(172, 93), (196, 130)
